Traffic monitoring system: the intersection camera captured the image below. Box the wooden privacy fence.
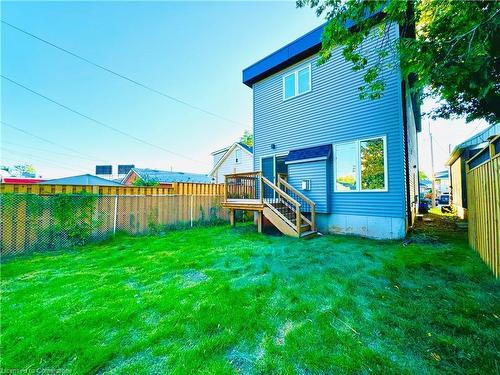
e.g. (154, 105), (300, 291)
(0, 194), (229, 256)
(0, 182), (224, 196)
(466, 135), (500, 277)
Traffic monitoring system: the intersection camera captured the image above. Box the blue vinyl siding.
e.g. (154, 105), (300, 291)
(253, 22), (406, 219)
(288, 160), (330, 213)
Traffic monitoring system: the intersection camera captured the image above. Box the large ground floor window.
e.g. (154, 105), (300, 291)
(334, 136), (387, 192)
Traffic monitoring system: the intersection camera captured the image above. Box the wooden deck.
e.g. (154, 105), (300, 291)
(223, 172), (317, 238)
(221, 198), (265, 211)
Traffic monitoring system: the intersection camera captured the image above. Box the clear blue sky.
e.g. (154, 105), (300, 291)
(1, 1), (488, 179)
(1, 1), (321, 178)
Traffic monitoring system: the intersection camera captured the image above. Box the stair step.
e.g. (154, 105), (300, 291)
(300, 230), (318, 239)
(301, 223), (311, 231)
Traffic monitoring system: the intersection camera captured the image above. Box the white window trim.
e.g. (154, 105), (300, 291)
(333, 135), (388, 193)
(235, 149), (241, 164)
(282, 63), (312, 101)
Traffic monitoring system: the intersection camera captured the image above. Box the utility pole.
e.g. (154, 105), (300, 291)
(429, 121), (436, 209)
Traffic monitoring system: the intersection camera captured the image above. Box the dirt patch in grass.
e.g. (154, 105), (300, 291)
(181, 269), (208, 287)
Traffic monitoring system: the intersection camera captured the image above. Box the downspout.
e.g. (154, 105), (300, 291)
(401, 79), (412, 228)
(400, 3), (417, 229)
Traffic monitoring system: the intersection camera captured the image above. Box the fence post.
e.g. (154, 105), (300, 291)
(113, 195), (118, 235)
(190, 194), (194, 227)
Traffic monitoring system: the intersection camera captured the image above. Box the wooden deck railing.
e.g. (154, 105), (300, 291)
(224, 171), (260, 201)
(261, 176), (303, 233)
(277, 175), (316, 231)
(224, 172), (316, 235)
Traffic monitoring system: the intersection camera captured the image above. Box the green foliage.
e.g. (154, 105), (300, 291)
(132, 177), (160, 187)
(1, 164), (37, 177)
(360, 139), (385, 189)
(146, 208), (160, 234)
(296, 0), (500, 123)
(240, 130), (253, 147)
(1, 193), (45, 218)
(1, 193), (98, 251)
(51, 193), (98, 246)
(336, 175), (356, 189)
(1, 220), (498, 373)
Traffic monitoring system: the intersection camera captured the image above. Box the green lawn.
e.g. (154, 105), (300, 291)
(1, 216), (499, 374)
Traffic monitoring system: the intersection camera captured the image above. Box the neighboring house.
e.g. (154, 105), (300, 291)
(434, 170), (450, 195)
(419, 178), (432, 197)
(209, 142), (253, 183)
(122, 168), (213, 187)
(38, 174), (123, 186)
(238, 17), (421, 239)
(0, 169), (44, 184)
(445, 124), (499, 219)
(1, 177), (46, 184)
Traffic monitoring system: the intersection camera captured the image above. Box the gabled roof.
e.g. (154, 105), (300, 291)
(211, 142), (253, 156)
(446, 123), (499, 166)
(285, 144), (332, 164)
(38, 174), (123, 186)
(420, 178), (432, 187)
(211, 146), (231, 156)
(434, 170), (449, 180)
(242, 8), (384, 87)
(237, 142), (253, 153)
(209, 142), (253, 176)
(125, 168), (213, 184)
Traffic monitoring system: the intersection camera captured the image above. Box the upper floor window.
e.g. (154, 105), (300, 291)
(283, 64), (311, 100)
(334, 136), (387, 192)
(235, 149), (241, 164)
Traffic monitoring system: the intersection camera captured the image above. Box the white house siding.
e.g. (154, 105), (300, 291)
(212, 146), (253, 183)
(212, 150), (228, 167)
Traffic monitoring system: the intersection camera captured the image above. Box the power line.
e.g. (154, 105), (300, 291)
(1, 154), (79, 176)
(1, 75), (209, 166)
(2, 147), (87, 171)
(432, 137), (448, 154)
(1, 147), (89, 174)
(2, 140), (99, 162)
(2, 155), (84, 175)
(2, 20), (248, 128)
(1, 120), (108, 163)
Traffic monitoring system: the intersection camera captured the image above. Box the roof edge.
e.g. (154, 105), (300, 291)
(209, 142), (253, 176)
(242, 8), (385, 87)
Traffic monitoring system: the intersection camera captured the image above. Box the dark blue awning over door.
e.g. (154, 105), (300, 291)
(285, 144), (332, 164)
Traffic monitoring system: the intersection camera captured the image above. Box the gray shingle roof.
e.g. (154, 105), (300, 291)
(446, 123), (499, 166)
(38, 174), (123, 186)
(132, 168), (213, 183)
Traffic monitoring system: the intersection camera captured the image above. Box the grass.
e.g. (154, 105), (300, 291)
(1, 215), (499, 374)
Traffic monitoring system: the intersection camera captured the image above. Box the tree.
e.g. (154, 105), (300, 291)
(1, 164), (37, 177)
(360, 139), (385, 190)
(132, 177), (160, 187)
(296, 0), (500, 123)
(419, 171), (428, 180)
(240, 130), (253, 147)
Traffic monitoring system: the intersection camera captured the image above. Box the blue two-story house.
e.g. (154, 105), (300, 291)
(223, 20), (420, 239)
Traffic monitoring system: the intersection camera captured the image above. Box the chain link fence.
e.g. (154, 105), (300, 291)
(0, 194), (229, 256)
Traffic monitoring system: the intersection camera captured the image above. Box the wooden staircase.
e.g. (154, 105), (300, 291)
(222, 172), (318, 238)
